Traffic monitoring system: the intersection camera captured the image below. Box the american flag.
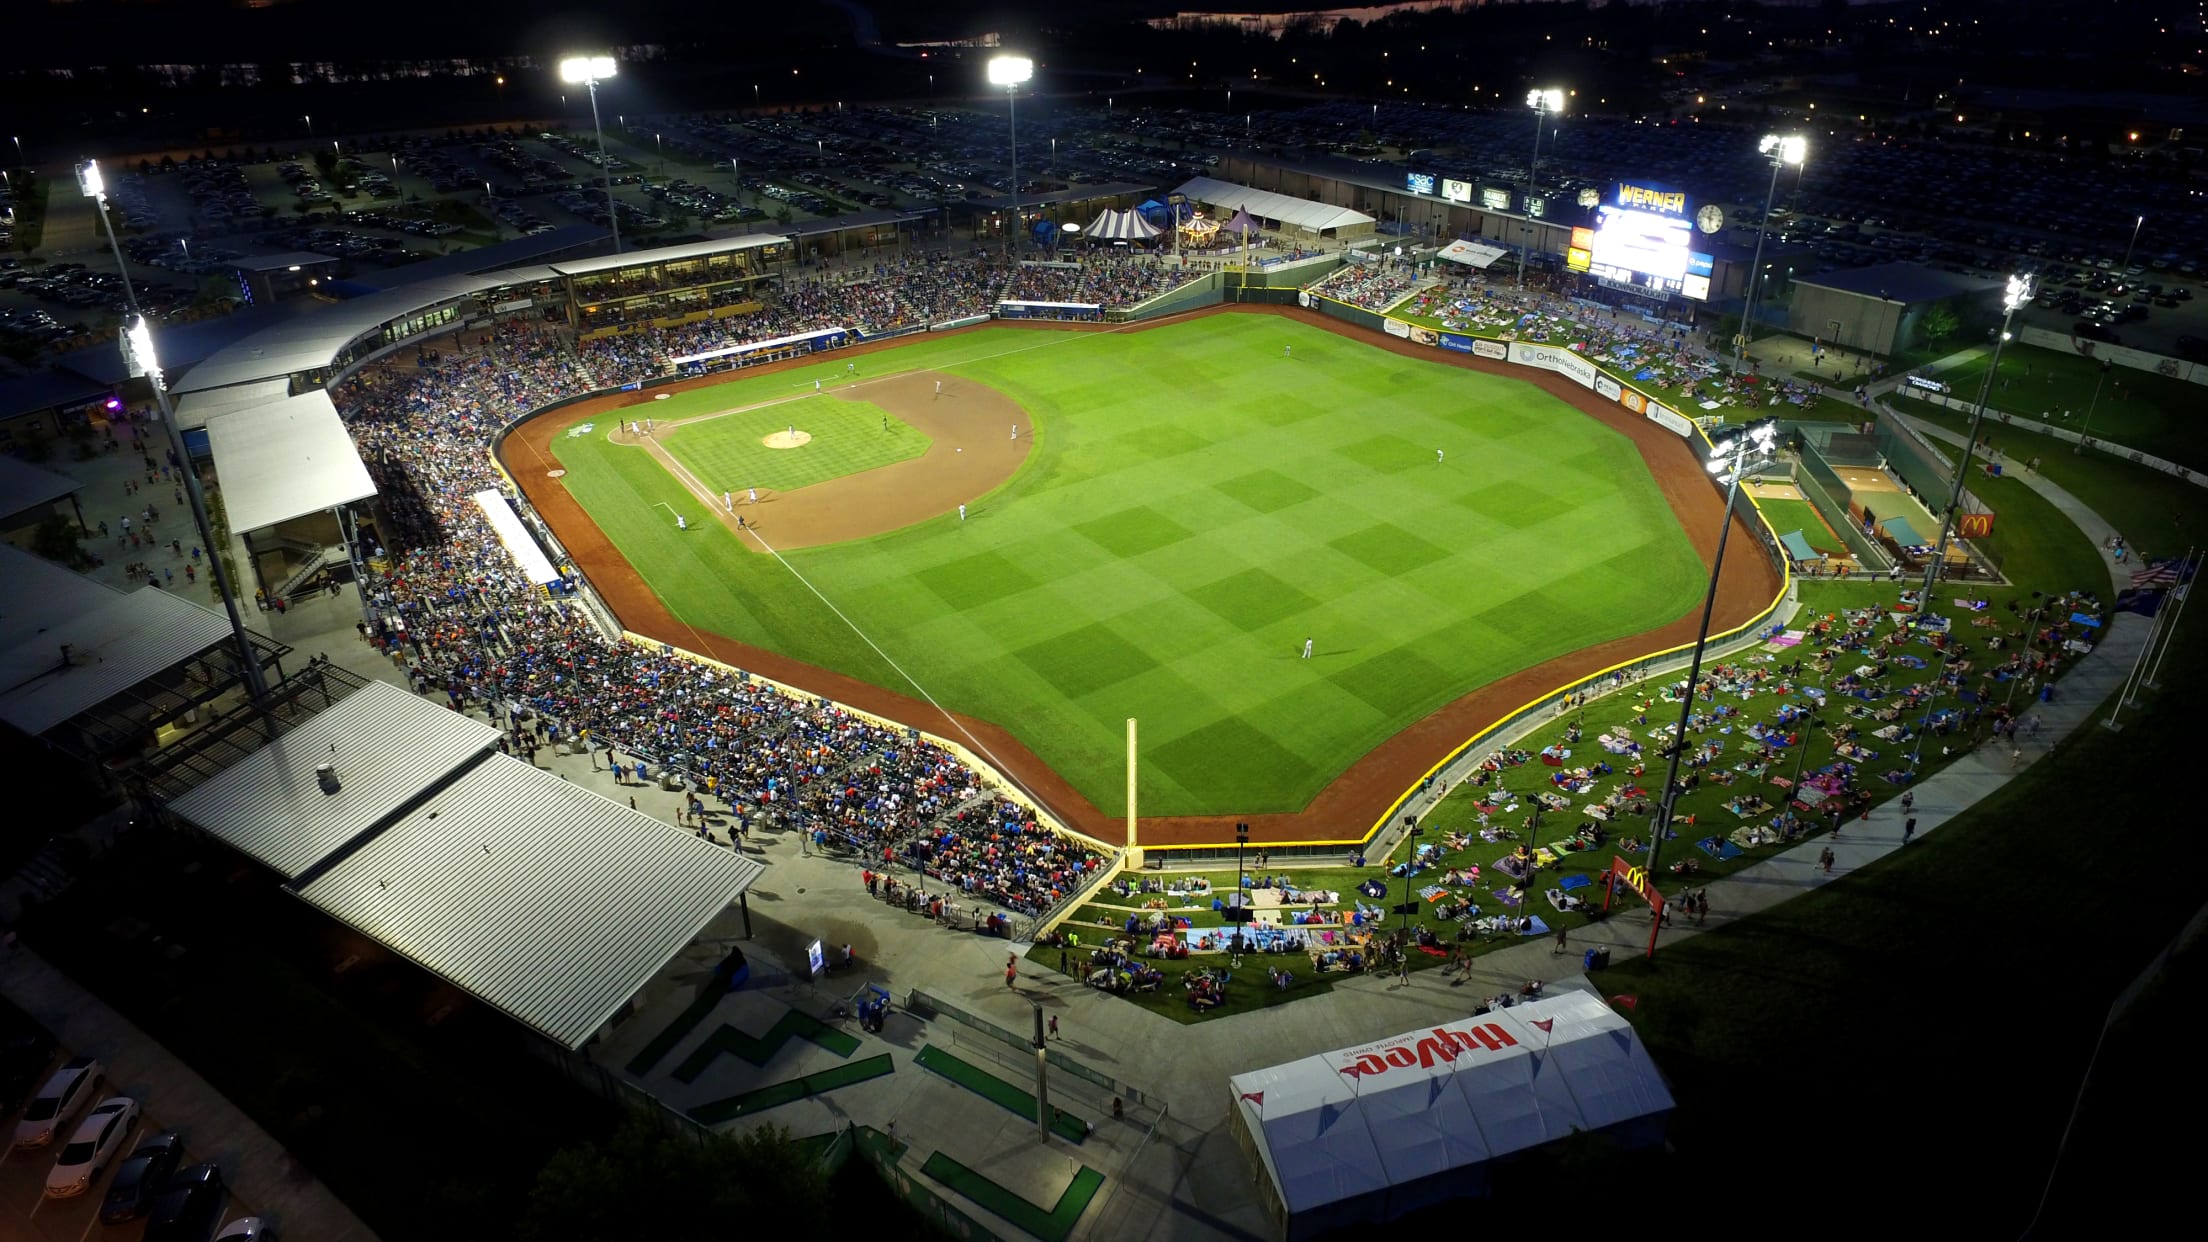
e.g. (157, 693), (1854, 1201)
(2131, 558), (2188, 588)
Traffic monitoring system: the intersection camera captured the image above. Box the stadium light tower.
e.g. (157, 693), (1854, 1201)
(1644, 417), (1778, 886)
(1905, 274), (2032, 773)
(1733, 133), (1807, 376)
(560, 55), (621, 254)
(988, 55), (1034, 257)
(1520, 88), (1565, 290)
(78, 159), (270, 703)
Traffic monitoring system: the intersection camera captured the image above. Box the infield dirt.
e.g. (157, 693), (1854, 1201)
(504, 306), (1782, 849)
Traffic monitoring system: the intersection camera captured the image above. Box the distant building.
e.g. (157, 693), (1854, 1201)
(1786, 261), (2004, 358)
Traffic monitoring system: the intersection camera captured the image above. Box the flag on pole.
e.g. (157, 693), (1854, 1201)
(1610, 995), (1639, 1010)
(1532, 1018), (1555, 1034)
(2131, 559), (2180, 588)
(1239, 1091), (1265, 1108)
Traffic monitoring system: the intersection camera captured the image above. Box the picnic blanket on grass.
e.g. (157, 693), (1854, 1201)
(1697, 837), (1745, 860)
(1558, 873), (1593, 891)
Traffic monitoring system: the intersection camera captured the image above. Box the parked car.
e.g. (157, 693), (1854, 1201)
(101, 1128), (184, 1224)
(14, 1056), (101, 1149)
(46, 1096), (140, 1197)
(214, 1218), (270, 1242)
(144, 1162), (228, 1242)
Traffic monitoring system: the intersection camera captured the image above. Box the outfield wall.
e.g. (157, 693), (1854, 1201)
(1119, 271), (1225, 322)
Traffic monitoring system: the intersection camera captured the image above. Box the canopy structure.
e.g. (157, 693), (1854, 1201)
(1085, 208), (1161, 241)
(0, 453), (84, 524)
(174, 377), (295, 432)
(1224, 208), (1259, 238)
(1436, 239), (1511, 269)
(1230, 991), (1672, 1239)
(203, 389), (377, 534)
(0, 544), (242, 738)
(175, 275), (506, 395)
(166, 681), (501, 881)
(1172, 176), (1376, 236)
(293, 752), (762, 1049)
(1780, 529), (1819, 563)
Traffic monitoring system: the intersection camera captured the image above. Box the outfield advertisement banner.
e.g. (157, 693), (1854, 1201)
(1646, 403), (1694, 437)
(1439, 333), (1474, 353)
(1619, 389), (1648, 414)
(1384, 318), (1412, 339)
(1508, 341), (1598, 389)
(1473, 339), (1509, 360)
(1594, 374), (1623, 401)
(1298, 291), (1314, 308)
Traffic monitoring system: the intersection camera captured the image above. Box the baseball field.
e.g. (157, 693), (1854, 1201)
(528, 314), (1711, 820)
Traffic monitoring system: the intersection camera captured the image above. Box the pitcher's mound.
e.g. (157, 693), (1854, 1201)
(762, 429), (812, 449)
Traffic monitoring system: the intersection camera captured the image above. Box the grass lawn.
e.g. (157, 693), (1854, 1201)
(553, 317), (1707, 817)
(1750, 495), (1845, 556)
(657, 395), (929, 494)
(1925, 343), (2205, 469)
(1900, 402), (2208, 563)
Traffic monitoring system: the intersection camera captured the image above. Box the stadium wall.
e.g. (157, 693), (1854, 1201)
(1120, 271), (1224, 321)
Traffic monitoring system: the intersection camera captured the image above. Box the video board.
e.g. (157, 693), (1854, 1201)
(1586, 182), (1712, 300)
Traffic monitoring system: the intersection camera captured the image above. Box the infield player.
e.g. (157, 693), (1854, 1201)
(958, 503), (967, 522)
(676, 514), (688, 531)
(723, 491), (732, 511)
(1011, 424), (1018, 441)
(749, 487), (759, 504)
(934, 379), (942, 397)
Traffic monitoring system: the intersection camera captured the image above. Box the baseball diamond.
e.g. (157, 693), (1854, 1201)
(507, 306), (1782, 845)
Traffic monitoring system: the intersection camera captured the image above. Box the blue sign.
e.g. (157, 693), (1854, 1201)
(1439, 333), (1474, 353)
(1406, 172), (1437, 196)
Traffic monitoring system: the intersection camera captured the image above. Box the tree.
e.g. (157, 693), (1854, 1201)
(30, 513), (88, 567)
(1920, 303), (1961, 346)
(521, 1117), (828, 1242)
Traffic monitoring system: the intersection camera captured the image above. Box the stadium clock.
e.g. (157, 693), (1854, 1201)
(1696, 204), (1726, 234)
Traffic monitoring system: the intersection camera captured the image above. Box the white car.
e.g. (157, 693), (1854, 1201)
(14, 1056), (102, 1149)
(215, 1218), (270, 1241)
(46, 1096), (139, 1198)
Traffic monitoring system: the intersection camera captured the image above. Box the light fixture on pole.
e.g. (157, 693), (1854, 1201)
(79, 159), (270, 705)
(1905, 274), (2032, 773)
(2120, 214), (2145, 273)
(987, 55), (1033, 256)
(1734, 133), (1806, 376)
(1644, 417), (1778, 887)
(559, 55), (621, 255)
(1233, 822), (1251, 955)
(1520, 88), (1564, 290)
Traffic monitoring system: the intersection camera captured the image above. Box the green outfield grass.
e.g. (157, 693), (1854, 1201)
(655, 395), (929, 495)
(1925, 344), (2203, 469)
(552, 317), (1709, 817)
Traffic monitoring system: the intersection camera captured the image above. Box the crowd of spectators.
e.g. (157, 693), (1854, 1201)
(1310, 258), (1425, 311)
(1000, 256), (1188, 308)
(331, 311), (1107, 920)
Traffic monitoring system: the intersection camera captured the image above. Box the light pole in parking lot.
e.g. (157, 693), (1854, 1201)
(2120, 214), (2145, 273)
(1906, 273), (2032, 773)
(2075, 358), (2113, 455)
(1520, 88), (1564, 289)
(1734, 133), (1806, 376)
(988, 55), (1034, 257)
(77, 159), (270, 706)
(560, 55), (621, 255)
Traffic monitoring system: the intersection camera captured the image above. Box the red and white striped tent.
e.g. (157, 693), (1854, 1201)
(1227, 990), (1672, 1239)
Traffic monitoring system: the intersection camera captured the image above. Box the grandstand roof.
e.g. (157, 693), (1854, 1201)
(173, 377), (294, 432)
(781, 208), (928, 239)
(0, 543), (238, 737)
(52, 301), (318, 388)
(0, 452), (84, 522)
(167, 681), (501, 881)
(549, 233), (787, 278)
(173, 274), (506, 395)
(348, 225), (609, 292)
(203, 389), (377, 533)
(1792, 262), (2002, 305)
(1173, 176), (1376, 233)
(293, 752), (762, 1049)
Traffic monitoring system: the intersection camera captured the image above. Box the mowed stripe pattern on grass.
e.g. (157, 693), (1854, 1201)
(657, 395), (930, 495)
(552, 318), (1704, 817)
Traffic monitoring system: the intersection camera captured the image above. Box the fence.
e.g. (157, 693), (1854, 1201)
(842, 1124), (1001, 1242)
(905, 987), (1152, 1111)
(1791, 454), (1891, 570)
(522, 1037), (718, 1147)
(1894, 385), (2208, 489)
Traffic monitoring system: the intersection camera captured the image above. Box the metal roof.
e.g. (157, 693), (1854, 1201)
(0, 370), (113, 421)
(0, 453), (84, 521)
(0, 544), (238, 737)
(173, 275), (507, 395)
(294, 754), (762, 1049)
(166, 681), (500, 880)
(1173, 176), (1376, 232)
(549, 233), (787, 278)
(204, 389), (377, 533)
(1792, 261), (2003, 305)
(174, 378), (295, 432)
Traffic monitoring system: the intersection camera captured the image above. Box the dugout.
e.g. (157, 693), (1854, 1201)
(1786, 262), (2003, 359)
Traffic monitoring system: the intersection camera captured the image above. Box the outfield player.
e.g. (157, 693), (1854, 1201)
(1301, 637), (1314, 660)
(676, 514), (688, 530)
(958, 503), (967, 522)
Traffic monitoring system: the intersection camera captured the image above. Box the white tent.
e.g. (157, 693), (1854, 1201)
(1085, 208), (1161, 241)
(1229, 991), (1672, 1239)
(1437, 238), (1512, 269)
